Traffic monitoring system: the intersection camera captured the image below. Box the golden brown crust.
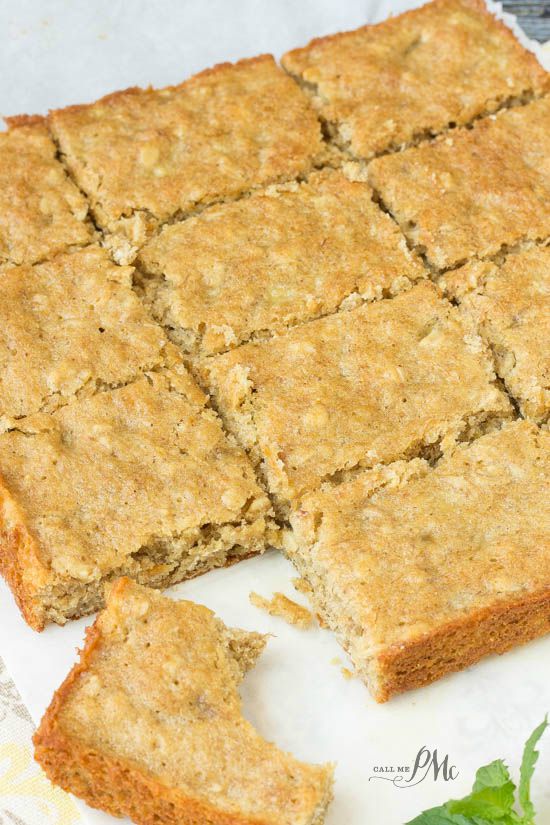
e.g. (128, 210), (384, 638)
(283, 0), (549, 159)
(376, 586), (550, 701)
(4, 113), (47, 129)
(285, 0), (487, 54)
(48, 55), (277, 120)
(36, 726), (275, 825)
(0, 470), (49, 631)
(34, 578), (333, 825)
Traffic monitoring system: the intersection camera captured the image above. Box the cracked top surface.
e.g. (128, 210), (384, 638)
(443, 245), (550, 422)
(0, 119), (93, 268)
(290, 421), (550, 655)
(282, 0), (549, 160)
(49, 55), (326, 245)
(0, 246), (178, 429)
(202, 282), (510, 510)
(138, 166), (425, 356)
(0, 370), (270, 584)
(367, 96), (550, 270)
(45, 578), (332, 825)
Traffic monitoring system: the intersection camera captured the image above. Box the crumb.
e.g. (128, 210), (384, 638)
(292, 576), (313, 595)
(341, 668), (355, 681)
(249, 592), (313, 629)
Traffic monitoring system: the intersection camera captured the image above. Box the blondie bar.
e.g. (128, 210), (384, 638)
(34, 578), (333, 825)
(367, 96), (550, 269)
(287, 422), (550, 701)
(0, 246), (176, 430)
(50, 55), (327, 263)
(202, 282), (510, 514)
(137, 166), (424, 356)
(282, 0), (549, 160)
(0, 370), (272, 630)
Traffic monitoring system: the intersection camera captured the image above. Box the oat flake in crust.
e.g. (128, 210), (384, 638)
(137, 166), (425, 356)
(0, 118), (93, 269)
(288, 421), (550, 702)
(0, 246), (177, 430)
(34, 578), (333, 825)
(49, 55), (327, 263)
(442, 244), (550, 423)
(202, 282), (510, 515)
(282, 0), (549, 160)
(0, 370), (273, 631)
(367, 96), (550, 270)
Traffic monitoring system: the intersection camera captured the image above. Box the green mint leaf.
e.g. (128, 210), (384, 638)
(405, 805), (486, 824)
(473, 760), (514, 793)
(518, 716), (549, 823)
(407, 717), (548, 825)
(448, 782), (516, 819)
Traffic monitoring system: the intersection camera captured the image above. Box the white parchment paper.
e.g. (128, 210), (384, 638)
(0, 3), (549, 824)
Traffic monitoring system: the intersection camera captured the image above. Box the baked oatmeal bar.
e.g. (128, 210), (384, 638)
(367, 96), (550, 270)
(440, 244), (550, 423)
(0, 369), (273, 631)
(287, 421), (550, 702)
(282, 0), (549, 160)
(137, 166), (425, 356)
(202, 282), (510, 514)
(34, 578), (333, 825)
(50, 55), (327, 264)
(0, 117), (93, 268)
(0, 246), (178, 430)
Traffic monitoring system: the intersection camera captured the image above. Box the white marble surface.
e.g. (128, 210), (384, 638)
(0, 2), (549, 824)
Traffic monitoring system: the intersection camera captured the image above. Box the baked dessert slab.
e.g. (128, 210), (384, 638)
(202, 282), (511, 514)
(287, 421), (550, 702)
(441, 244), (550, 423)
(137, 165), (425, 357)
(49, 55), (328, 264)
(0, 246), (179, 430)
(282, 0), (549, 161)
(0, 369), (273, 631)
(0, 117), (93, 269)
(34, 578), (333, 825)
(367, 96), (550, 270)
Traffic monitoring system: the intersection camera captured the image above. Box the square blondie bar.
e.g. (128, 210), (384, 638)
(0, 369), (273, 631)
(50, 55), (327, 264)
(0, 118), (93, 269)
(367, 96), (550, 270)
(287, 421), (550, 702)
(440, 244), (550, 423)
(202, 282), (510, 514)
(34, 578), (333, 825)
(282, 0), (549, 160)
(137, 166), (425, 356)
(0, 246), (178, 430)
